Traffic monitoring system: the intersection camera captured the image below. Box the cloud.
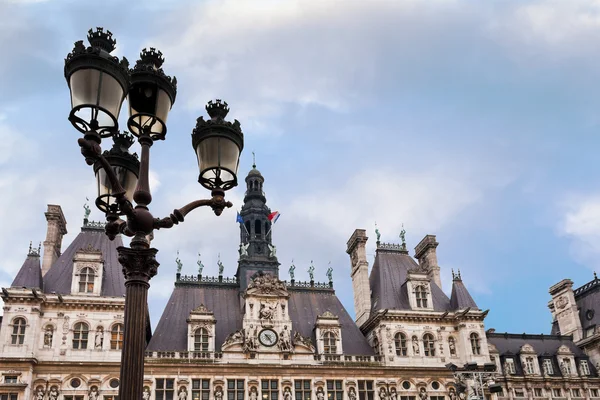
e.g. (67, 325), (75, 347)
(558, 193), (600, 270)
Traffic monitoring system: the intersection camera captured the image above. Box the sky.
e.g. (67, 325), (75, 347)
(1, 0), (600, 335)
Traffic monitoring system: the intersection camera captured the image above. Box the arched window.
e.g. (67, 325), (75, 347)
(11, 318), (26, 345)
(415, 285), (428, 308)
(73, 322), (89, 349)
(78, 267), (95, 293)
(254, 220), (262, 236)
(194, 328), (209, 352)
(111, 324), (124, 350)
(423, 333), (435, 357)
(470, 333), (481, 355)
(394, 332), (407, 356)
(323, 331), (337, 354)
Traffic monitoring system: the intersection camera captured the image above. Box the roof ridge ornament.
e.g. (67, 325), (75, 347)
(375, 222), (381, 243)
(452, 269), (462, 281)
(176, 250), (182, 274)
(27, 241), (41, 257)
(252, 151), (256, 169)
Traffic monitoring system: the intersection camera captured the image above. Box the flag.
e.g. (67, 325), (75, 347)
(267, 211), (281, 224)
(236, 212), (244, 224)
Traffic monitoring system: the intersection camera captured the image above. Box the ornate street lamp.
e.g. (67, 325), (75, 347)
(64, 28), (244, 400)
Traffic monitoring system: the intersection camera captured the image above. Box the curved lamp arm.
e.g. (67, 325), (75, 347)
(153, 192), (233, 230)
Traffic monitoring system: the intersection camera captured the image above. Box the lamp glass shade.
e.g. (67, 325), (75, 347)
(195, 136), (241, 190)
(127, 84), (172, 136)
(69, 68), (126, 132)
(95, 165), (138, 213)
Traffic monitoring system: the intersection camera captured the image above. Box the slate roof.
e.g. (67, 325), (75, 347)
(369, 250), (452, 312)
(148, 283), (375, 355)
(43, 224), (125, 297)
(450, 278), (478, 310)
(487, 332), (597, 377)
(573, 276), (600, 331)
(11, 253), (42, 289)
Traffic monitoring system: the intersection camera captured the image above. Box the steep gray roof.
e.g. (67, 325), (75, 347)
(11, 253), (42, 289)
(487, 332), (597, 377)
(574, 276), (600, 332)
(148, 283), (375, 355)
(369, 250), (451, 312)
(43, 224), (125, 297)
(450, 278), (478, 310)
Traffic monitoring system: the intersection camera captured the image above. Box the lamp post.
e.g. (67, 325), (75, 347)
(446, 363), (502, 400)
(64, 28), (244, 400)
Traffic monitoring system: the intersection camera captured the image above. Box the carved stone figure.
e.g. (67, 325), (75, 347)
(419, 388), (428, 400)
(316, 388), (325, 400)
(375, 223), (381, 242)
(412, 336), (420, 355)
(95, 328), (103, 349)
(556, 296), (568, 310)
(289, 262), (295, 280)
(244, 324), (259, 351)
(293, 331), (315, 352)
(143, 388), (151, 400)
(283, 387), (293, 400)
(379, 388), (388, 400)
(448, 337), (456, 356)
(348, 388), (357, 400)
(49, 387), (59, 400)
(83, 201), (91, 220)
(178, 387), (188, 400)
(326, 265), (333, 282)
(218, 257), (224, 275)
(560, 360), (569, 375)
(389, 388), (397, 400)
(89, 387), (99, 400)
(197, 253), (204, 275)
(223, 329), (245, 347)
(308, 261), (315, 281)
(448, 389), (456, 400)
(247, 272), (287, 293)
(279, 325), (292, 352)
(214, 387), (223, 400)
(44, 326), (53, 347)
(35, 387), (45, 400)
(176, 251), (183, 274)
(259, 302), (276, 320)
(240, 243), (249, 257)
(249, 387), (259, 400)
(400, 225), (406, 245)
(268, 244), (277, 258)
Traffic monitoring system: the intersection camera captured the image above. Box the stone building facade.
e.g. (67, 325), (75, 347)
(1, 167), (599, 400)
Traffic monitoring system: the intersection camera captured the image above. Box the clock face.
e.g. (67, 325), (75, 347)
(259, 329), (278, 347)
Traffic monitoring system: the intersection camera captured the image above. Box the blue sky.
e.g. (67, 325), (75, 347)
(1, 0), (600, 335)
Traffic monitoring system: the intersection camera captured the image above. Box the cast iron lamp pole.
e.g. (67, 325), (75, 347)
(64, 28), (244, 400)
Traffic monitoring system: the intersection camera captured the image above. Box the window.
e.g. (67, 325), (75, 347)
(64, 396), (84, 400)
(585, 327), (595, 338)
(262, 380), (278, 400)
(580, 360), (590, 376)
(562, 359), (572, 375)
(543, 359), (554, 375)
(514, 389), (525, 398)
(524, 357), (535, 374)
(0, 395), (18, 400)
(155, 379), (175, 400)
(255, 220), (262, 236)
(111, 324), (124, 350)
(11, 318), (26, 345)
(357, 381), (374, 400)
(326, 381), (343, 400)
(430, 397), (445, 400)
(505, 359), (516, 374)
(534, 389), (543, 397)
(323, 332), (337, 354)
(194, 328), (209, 352)
(228, 379), (245, 400)
(415, 286), (428, 308)
(423, 334), (435, 357)
(401, 382), (411, 391)
(469, 333), (481, 355)
(78, 267), (95, 293)
(192, 379), (210, 400)
(71, 379), (81, 388)
(295, 380), (311, 400)
(572, 389), (582, 398)
(431, 382), (440, 391)
(4, 376), (18, 384)
(394, 333), (407, 356)
(399, 397), (416, 400)
(590, 389), (599, 398)
(552, 389), (562, 398)
(104, 396), (119, 400)
(109, 379), (120, 389)
(73, 322), (89, 349)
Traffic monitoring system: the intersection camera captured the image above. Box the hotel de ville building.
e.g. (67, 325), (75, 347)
(1, 166), (600, 400)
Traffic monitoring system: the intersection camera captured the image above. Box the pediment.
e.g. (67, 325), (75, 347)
(557, 344), (573, 355)
(519, 343), (536, 354)
(245, 272), (289, 298)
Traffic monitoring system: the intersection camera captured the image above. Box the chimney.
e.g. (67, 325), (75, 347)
(414, 234), (442, 290)
(42, 204), (68, 276)
(548, 279), (583, 341)
(346, 229), (371, 326)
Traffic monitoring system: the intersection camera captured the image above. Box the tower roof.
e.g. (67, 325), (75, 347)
(449, 275), (478, 310)
(246, 166), (263, 179)
(11, 246), (42, 290)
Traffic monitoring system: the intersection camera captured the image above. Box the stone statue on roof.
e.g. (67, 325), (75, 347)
(83, 199), (91, 220)
(375, 222), (381, 242)
(176, 251), (183, 274)
(240, 242), (249, 257)
(308, 261), (315, 281)
(289, 261), (295, 280)
(197, 253), (204, 275)
(218, 254), (224, 275)
(268, 243), (277, 258)
(400, 224), (406, 246)
(326, 263), (333, 282)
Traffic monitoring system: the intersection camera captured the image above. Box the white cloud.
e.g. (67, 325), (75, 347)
(558, 193), (600, 269)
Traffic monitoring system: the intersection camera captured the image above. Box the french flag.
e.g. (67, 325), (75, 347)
(267, 211), (281, 224)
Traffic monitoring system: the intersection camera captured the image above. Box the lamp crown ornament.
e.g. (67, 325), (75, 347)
(87, 27), (117, 53)
(206, 99), (230, 120)
(113, 131), (136, 150)
(138, 47), (165, 69)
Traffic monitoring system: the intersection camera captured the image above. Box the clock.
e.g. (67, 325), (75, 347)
(259, 328), (278, 347)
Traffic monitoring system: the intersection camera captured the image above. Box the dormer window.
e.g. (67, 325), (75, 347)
(580, 360), (590, 376)
(194, 328), (209, 352)
(561, 358), (572, 375)
(504, 358), (516, 374)
(415, 286), (428, 308)
(323, 332), (337, 354)
(470, 333), (481, 355)
(524, 357), (535, 374)
(543, 359), (554, 375)
(79, 267), (95, 293)
(423, 333), (435, 357)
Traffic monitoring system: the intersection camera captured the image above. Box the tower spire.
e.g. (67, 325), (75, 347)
(252, 151), (256, 169)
